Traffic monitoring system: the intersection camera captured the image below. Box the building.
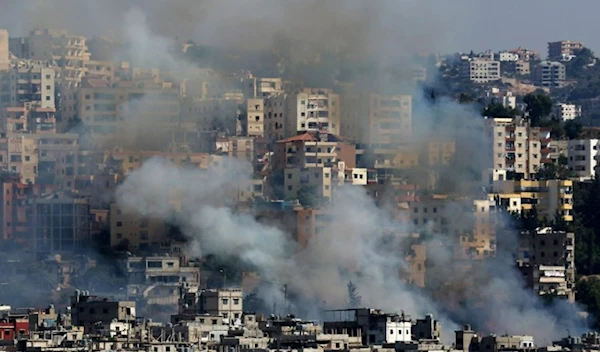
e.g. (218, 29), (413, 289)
(461, 58), (501, 83)
(552, 103), (581, 121)
(2, 61), (56, 109)
(243, 99), (265, 137)
(242, 76), (284, 99)
(0, 29), (8, 71)
(109, 203), (168, 251)
(70, 291), (135, 332)
(31, 193), (91, 258)
(533, 61), (566, 89)
(273, 132), (356, 170)
(517, 227), (575, 302)
(497, 51), (519, 62)
(548, 41), (584, 61)
(485, 117), (552, 180)
(179, 288), (244, 320)
(568, 139), (599, 180)
(264, 88), (341, 142)
(0, 133), (40, 184)
(483, 89), (516, 110)
(490, 179), (574, 222)
(124, 255), (200, 305)
(341, 93), (412, 145)
(10, 29), (91, 88)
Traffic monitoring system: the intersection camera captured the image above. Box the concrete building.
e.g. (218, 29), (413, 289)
(483, 89), (516, 110)
(490, 179), (574, 222)
(0, 133), (40, 184)
(518, 227), (575, 302)
(568, 139), (599, 180)
(485, 117), (552, 180)
(10, 29), (91, 88)
(179, 288), (244, 320)
(109, 203), (167, 251)
(264, 88), (341, 142)
(341, 93), (412, 145)
(533, 61), (566, 89)
(273, 132), (356, 170)
(78, 78), (181, 147)
(242, 76), (284, 99)
(498, 51), (519, 62)
(31, 193), (91, 258)
(461, 58), (501, 83)
(180, 96), (241, 133)
(1, 61), (55, 109)
(0, 29), (8, 71)
(548, 41), (584, 61)
(552, 103), (581, 121)
(243, 98), (265, 137)
(70, 291), (135, 332)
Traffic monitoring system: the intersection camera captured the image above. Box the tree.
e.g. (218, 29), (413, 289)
(523, 93), (552, 126)
(347, 281), (362, 308)
(482, 103), (518, 118)
(576, 276), (600, 329)
(564, 120), (583, 140)
(296, 186), (321, 208)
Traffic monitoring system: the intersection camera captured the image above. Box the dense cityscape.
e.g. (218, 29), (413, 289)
(2, 1), (600, 352)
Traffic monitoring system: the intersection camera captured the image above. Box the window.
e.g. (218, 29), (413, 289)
(45, 74), (51, 79)
(25, 156), (30, 161)
(233, 298), (240, 305)
(46, 85), (51, 90)
(103, 308), (108, 314)
(287, 173), (292, 179)
(222, 298), (229, 305)
(116, 221), (122, 227)
(287, 185), (292, 191)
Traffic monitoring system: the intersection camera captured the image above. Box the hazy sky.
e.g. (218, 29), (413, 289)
(0, 0), (598, 56)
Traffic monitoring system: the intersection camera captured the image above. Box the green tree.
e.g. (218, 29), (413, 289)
(347, 281), (362, 308)
(564, 120), (583, 140)
(296, 185), (321, 208)
(576, 276), (600, 329)
(523, 93), (553, 126)
(482, 103), (518, 118)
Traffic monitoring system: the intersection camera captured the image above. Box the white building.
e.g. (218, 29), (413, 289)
(461, 58), (501, 83)
(552, 103), (581, 121)
(484, 88), (517, 109)
(568, 139), (600, 180)
(498, 51), (519, 62)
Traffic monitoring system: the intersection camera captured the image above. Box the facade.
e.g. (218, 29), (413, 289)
(517, 227), (575, 302)
(3, 62), (55, 109)
(548, 41), (584, 61)
(490, 179), (574, 222)
(568, 139), (599, 180)
(109, 203), (167, 251)
(31, 193), (91, 258)
(0, 133), (40, 184)
(199, 289), (244, 320)
(461, 59), (501, 83)
(483, 89), (516, 110)
(0, 29), (8, 71)
(341, 93), (412, 145)
(264, 88), (341, 142)
(533, 61), (566, 88)
(485, 117), (552, 180)
(244, 98), (265, 137)
(242, 76), (284, 99)
(273, 132), (356, 170)
(552, 103), (581, 121)
(71, 291), (135, 332)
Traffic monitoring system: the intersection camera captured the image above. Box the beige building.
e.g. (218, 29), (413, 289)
(242, 75), (284, 99)
(243, 98), (264, 137)
(0, 133), (39, 184)
(264, 88), (341, 142)
(490, 179), (573, 222)
(548, 40), (584, 60)
(0, 29), (8, 71)
(109, 203), (168, 251)
(485, 117), (552, 180)
(461, 58), (501, 83)
(341, 93), (412, 145)
(199, 289), (244, 320)
(517, 227), (575, 302)
(1, 61), (55, 109)
(10, 29), (90, 88)
(78, 78), (181, 147)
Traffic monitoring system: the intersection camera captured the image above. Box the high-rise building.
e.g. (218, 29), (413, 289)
(460, 58), (501, 83)
(341, 93), (412, 145)
(1, 62), (56, 109)
(533, 61), (566, 89)
(0, 29), (8, 72)
(568, 139), (600, 180)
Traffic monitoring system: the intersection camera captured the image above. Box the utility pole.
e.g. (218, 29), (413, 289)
(220, 269), (226, 288)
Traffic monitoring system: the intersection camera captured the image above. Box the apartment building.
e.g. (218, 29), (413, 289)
(10, 29), (90, 88)
(199, 289), (244, 320)
(533, 61), (566, 89)
(0, 105), (56, 134)
(409, 196), (497, 259)
(485, 117), (552, 180)
(0, 29), (8, 71)
(0, 133), (39, 184)
(31, 193), (90, 258)
(264, 88), (341, 142)
(0, 61), (55, 109)
(517, 227), (575, 302)
(552, 103), (581, 121)
(490, 179), (573, 222)
(180, 96), (240, 133)
(109, 203), (168, 251)
(548, 41), (584, 61)
(71, 292), (135, 333)
(78, 78), (181, 144)
(460, 58), (501, 83)
(242, 75), (284, 99)
(483, 89), (516, 110)
(243, 98), (264, 137)
(273, 132), (356, 170)
(341, 93), (412, 145)
(568, 139), (599, 180)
